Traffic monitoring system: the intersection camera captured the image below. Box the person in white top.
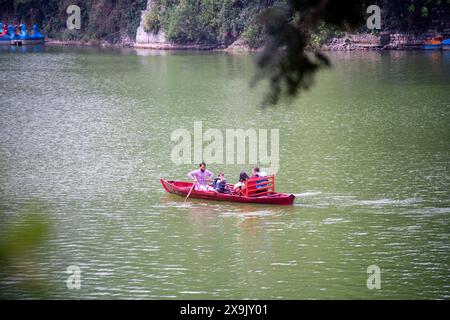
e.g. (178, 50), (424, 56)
(187, 162), (215, 191)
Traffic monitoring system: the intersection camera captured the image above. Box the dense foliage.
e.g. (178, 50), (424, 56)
(144, 0), (285, 47)
(0, 0), (147, 42)
(142, 0), (449, 47)
(379, 0), (450, 31)
(0, 0), (447, 45)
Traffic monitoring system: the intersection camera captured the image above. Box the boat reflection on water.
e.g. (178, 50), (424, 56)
(159, 194), (285, 253)
(0, 44), (44, 53)
(159, 193), (294, 236)
(159, 193), (293, 216)
(443, 50), (450, 60)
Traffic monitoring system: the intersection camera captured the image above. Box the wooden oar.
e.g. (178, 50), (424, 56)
(184, 179), (196, 202)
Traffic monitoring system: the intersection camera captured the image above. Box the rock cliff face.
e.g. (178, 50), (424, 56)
(134, 0), (217, 49)
(135, 0), (167, 47)
(134, 1), (450, 51)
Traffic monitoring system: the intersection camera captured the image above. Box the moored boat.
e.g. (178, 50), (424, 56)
(160, 175), (295, 205)
(422, 38), (442, 50)
(10, 23), (45, 45)
(0, 23), (45, 45)
(442, 39), (450, 51)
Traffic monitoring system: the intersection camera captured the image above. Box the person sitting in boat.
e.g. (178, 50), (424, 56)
(187, 162), (215, 191)
(233, 171), (250, 195)
(212, 173), (221, 189)
(250, 167), (269, 191)
(214, 172), (230, 194)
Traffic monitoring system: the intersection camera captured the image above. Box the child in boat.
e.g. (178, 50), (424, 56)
(233, 171), (249, 195)
(214, 172), (230, 194)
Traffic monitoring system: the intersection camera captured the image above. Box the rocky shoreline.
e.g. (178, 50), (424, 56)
(46, 34), (448, 52)
(46, 26), (450, 52)
(321, 32), (450, 51)
(134, 42), (219, 50)
(46, 39), (134, 48)
(46, 37), (255, 51)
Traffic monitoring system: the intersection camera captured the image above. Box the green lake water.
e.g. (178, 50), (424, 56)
(0, 46), (449, 299)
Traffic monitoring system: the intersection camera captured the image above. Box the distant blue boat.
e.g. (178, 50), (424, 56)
(442, 39), (450, 51)
(422, 38), (443, 50)
(0, 23), (45, 45)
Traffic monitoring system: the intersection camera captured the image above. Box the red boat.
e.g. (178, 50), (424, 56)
(160, 175), (295, 205)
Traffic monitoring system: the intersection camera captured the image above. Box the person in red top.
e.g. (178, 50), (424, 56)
(251, 167), (265, 179)
(250, 167), (269, 192)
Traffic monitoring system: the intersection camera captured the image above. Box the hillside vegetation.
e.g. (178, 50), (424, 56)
(0, 0), (448, 45)
(143, 0), (284, 48)
(0, 0), (147, 42)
